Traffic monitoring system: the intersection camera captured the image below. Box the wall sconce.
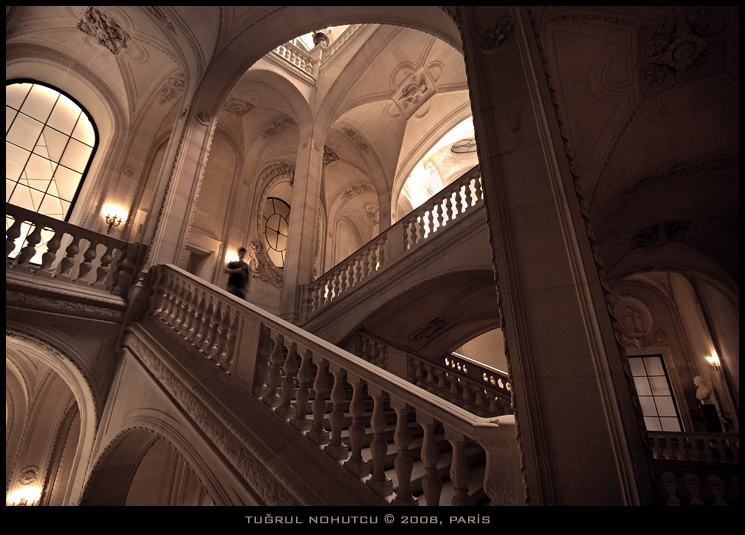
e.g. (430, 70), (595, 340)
(705, 352), (721, 371)
(7, 487), (41, 506)
(102, 204), (127, 234)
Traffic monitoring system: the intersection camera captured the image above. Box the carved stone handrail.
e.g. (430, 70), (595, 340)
(145, 263), (524, 505)
(303, 165), (483, 320)
(6, 203), (145, 297)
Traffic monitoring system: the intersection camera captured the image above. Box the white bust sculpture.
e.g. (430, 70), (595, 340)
(693, 376), (712, 404)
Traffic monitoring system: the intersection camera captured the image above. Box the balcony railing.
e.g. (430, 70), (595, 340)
(649, 431), (739, 506)
(354, 331), (512, 418)
(271, 41), (315, 78)
(145, 263), (524, 505)
(6, 204), (145, 297)
(303, 165), (483, 320)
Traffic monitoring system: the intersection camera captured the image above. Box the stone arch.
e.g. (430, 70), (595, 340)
(5, 328), (98, 506)
(79, 425), (221, 506)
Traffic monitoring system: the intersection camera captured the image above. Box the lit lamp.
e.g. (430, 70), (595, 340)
(705, 352), (721, 371)
(102, 204), (127, 234)
(7, 487), (41, 506)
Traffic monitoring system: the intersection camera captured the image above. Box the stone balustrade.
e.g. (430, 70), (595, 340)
(6, 204), (144, 297)
(354, 331), (512, 418)
(304, 165), (483, 319)
(272, 41), (314, 77)
(648, 431), (739, 506)
(146, 263), (524, 506)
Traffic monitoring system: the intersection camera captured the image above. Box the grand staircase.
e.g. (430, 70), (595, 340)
(130, 263), (523, 506)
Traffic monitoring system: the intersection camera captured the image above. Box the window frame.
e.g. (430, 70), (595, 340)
(6, 79), (99, 223)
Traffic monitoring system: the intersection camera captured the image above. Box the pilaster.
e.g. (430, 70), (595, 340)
(458, 6), (657, 505)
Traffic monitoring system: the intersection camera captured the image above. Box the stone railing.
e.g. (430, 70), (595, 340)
(271, 41), (314, 77)
(648, 431), (739, 506)
(146, 263), (524, 506)
(6, 203), (144, 297)
(303, 165), (483, 319)
(354, 331), (512, 417)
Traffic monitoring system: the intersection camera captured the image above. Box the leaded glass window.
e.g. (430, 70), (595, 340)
(6, 81), (97, 221)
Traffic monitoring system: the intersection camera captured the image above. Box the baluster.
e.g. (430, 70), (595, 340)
(391, 400), (417, 506)
(307, 358), (329, 445)
(291, 348), (313, 432)
(339, 262), (349, 294)
(6, 216), (25, 259)
(473, 174), (484, 203)
(344, 376), (370, 477)
(178, 286), (197, 337)
(448, 433), (471, 505)
(276, 341), (298, 418)
(443, 193), (453, 226)
(217, 307), (239, 373)
(185, 290), (205, 342)
(262, 331), (284, 407)
(14, 223), (44, 269)
(57, 234), (81, 280)
(673, 471), (692, 506)
(366, 387), (393, 497)
(93, 243), (114, 287)
(112, 243), (138, 296)
(369, 244), (377, 275)
(37, 228), (65, 276)
(458, 184), (468, 214)
(324, 364), (349, 460)
(204, 300), (226, 357)
(74, 239), (98, 283)
(417, 415), (442, 506)
(175, 282), (193, 333)
(405, 218), (415, 250)
(377, 235), (387, 271)
(697, 474), (716, 505)
(431, 201), (441, 235)
(195, 296), (215, 350)
(165, 278), (184, 326)
(211, 304), (233, 366)
(332, 269), (341, 301)
(418, 212), (428, 241)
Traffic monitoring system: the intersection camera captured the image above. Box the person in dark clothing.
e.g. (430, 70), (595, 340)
(224, 247), (249, 299)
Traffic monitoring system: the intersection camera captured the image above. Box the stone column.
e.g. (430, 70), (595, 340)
(278, 134), (325, 321)
(458, 6), (657, 505)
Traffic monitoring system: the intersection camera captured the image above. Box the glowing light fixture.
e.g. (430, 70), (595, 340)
(705, 352), (721, 371)
(102, 204), (127, 234)
(7, 487), (41, 506)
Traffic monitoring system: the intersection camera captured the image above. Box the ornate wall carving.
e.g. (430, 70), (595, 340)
(77, 7), (131, 55)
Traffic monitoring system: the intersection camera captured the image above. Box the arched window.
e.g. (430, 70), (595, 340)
(262, 197), (290, 267)
(6, 81), (97, 222)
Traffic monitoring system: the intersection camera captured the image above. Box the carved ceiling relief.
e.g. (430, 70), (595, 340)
(394, 67), (435, 119)
(612, 291), (668, 349)
(77, 7), (131, 55)
(637, 6), (727, 98)
(222, 97), (255, 117)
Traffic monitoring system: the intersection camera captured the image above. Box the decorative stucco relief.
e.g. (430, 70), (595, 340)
(77, 7), (130, 55)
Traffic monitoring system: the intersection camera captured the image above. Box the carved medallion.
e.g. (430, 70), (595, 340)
(393, 68), (435, 119)
(478, 17), (516, 52)
(637, 7), (726, 98)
